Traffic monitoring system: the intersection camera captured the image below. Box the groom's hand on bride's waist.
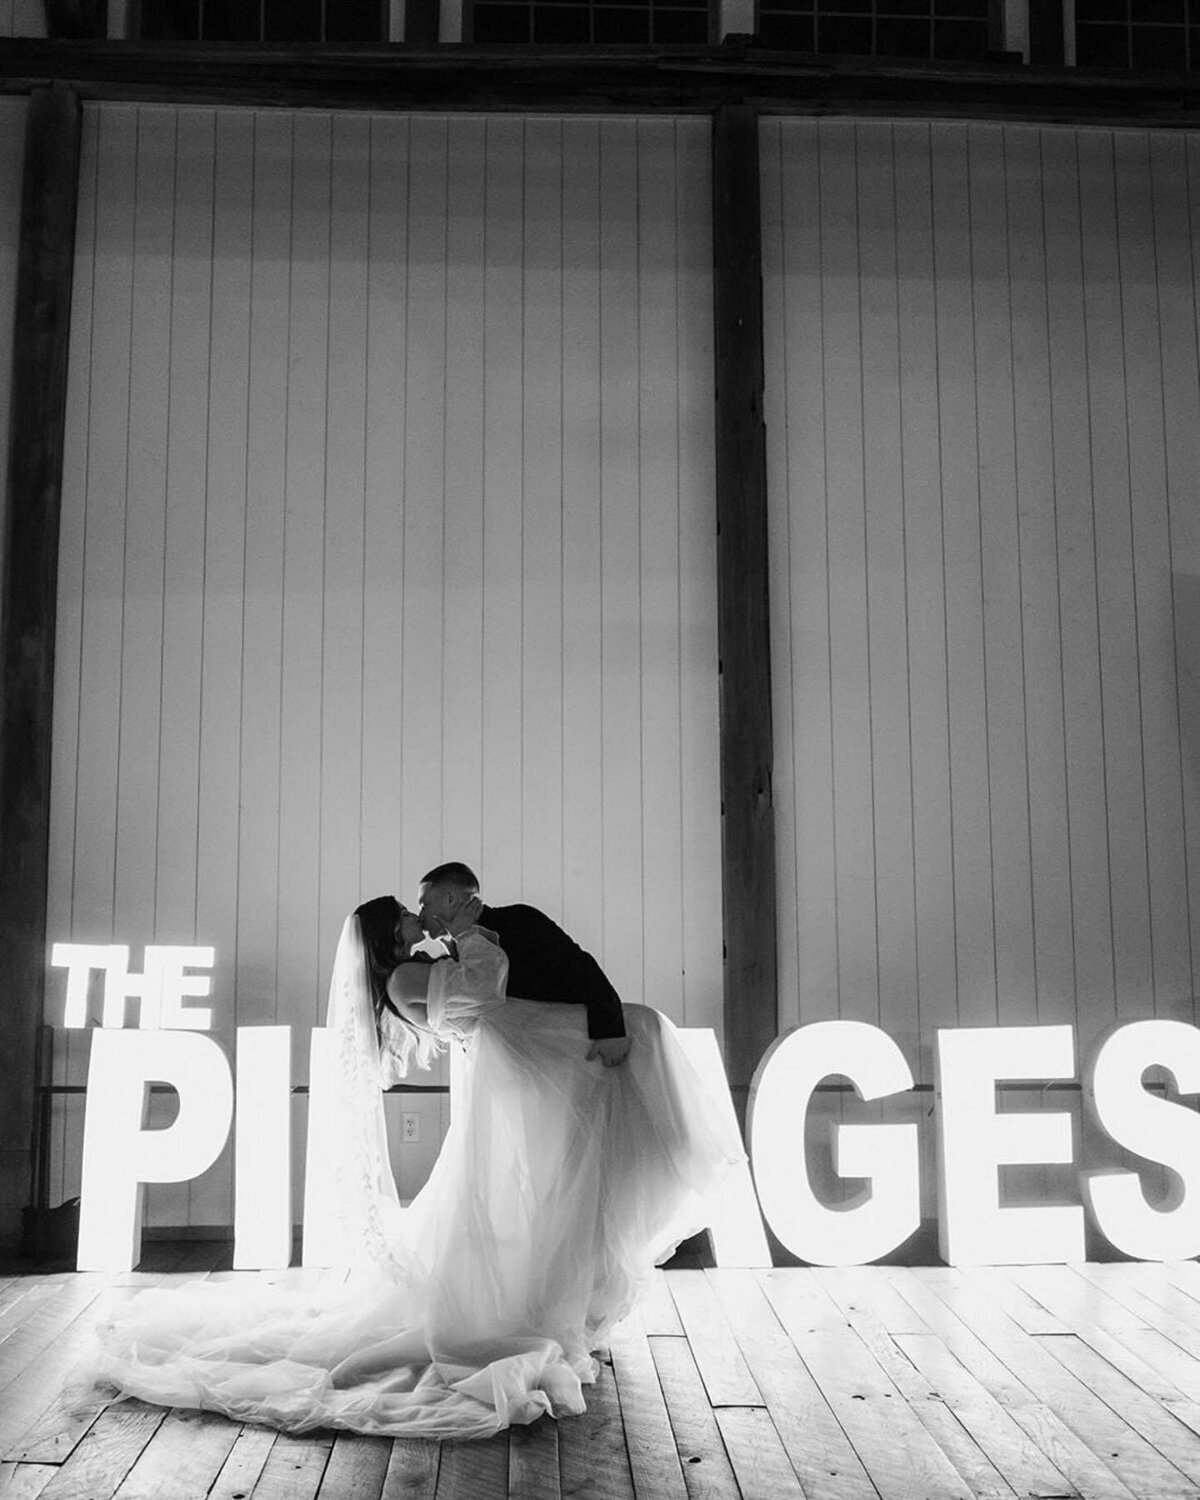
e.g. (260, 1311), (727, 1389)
(587, 1036), (632, 1067)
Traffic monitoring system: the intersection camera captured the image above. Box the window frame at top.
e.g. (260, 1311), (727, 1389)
(1073, 0), (1199, 71)
(752, 0), (997, 63)
(133, 0), (393, 43)
(464, 0), (718, 47)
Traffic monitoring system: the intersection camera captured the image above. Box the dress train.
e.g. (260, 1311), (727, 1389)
(89, 926), (743, 1439)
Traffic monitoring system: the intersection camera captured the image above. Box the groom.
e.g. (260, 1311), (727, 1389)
(417, 862), (632, 1067)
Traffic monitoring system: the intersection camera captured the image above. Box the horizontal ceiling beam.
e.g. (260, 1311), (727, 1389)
(1, 39), (1199, 127)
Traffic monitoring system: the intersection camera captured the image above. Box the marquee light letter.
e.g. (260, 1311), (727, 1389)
(102, 947), (158, 1028)
(155, 946), (215, 1030)
(1082, 1020), (1200, 1261)
(53, 943), (215, 1029)
(302, 1027), (345, 1267)
(234, 1027), (293, 1269)
(51, 943), (125, 1027)
(748, 1021), (919, 1266)
(676, 1028), (771, 1267)
(77, 1029), (233, 1271)
(936, 1025), (1084, 1265)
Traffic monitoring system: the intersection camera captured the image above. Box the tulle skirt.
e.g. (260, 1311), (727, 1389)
(90, 1002), (743, 1440)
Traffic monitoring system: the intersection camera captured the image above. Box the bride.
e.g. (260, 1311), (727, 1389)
(91, 894), (744, 1440)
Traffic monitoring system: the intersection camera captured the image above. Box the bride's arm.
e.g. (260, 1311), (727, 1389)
(426, 928), (509, 1027)
(378, 960), (442, 1079)
(386, 961), (433, 1029)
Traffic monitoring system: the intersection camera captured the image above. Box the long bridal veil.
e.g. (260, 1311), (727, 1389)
(89, 913), (744, 1439)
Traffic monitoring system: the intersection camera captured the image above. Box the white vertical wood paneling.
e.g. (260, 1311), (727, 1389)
(193, 108), (253, 1229)
(437, 117), (485, 868)
(49, 106), (721, 1224)
(480, 116), (525, 897)
(1042, 126), (1115, 1033)
(1158, 133), (1200, 1009)
(560, 118), (604, 964)
(765, 118), (1200, 1099)
(891, 123), (957, 1052)
(1115, 131), (1192, 1021)
(278, 111), (331, 1047)
(858, 120), (918, 1056)
(1078, 129), (1156, 1022)
(637, 120), (687, 1010)
(597, 118), (644, 989)
(521, 118), (566, 913)
(1005, 125), (1075, 1032)
(931, 124), (999, 1031)
(319, 112), (371, 1003)
(970, 124), (1038, 1030)
(238, 110), (290, 1031)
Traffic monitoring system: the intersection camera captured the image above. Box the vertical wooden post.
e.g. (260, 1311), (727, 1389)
(712, 104), (777, 1114)
(1030, 0), (1065, 65)
(0, 85), (81, 1253)
(404, 0), (440, 43)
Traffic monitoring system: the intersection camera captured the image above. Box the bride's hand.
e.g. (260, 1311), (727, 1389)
(587, 1036), (631, 1067)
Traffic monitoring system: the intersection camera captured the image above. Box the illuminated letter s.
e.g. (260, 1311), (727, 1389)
(1084, 1019), (1200, 1261)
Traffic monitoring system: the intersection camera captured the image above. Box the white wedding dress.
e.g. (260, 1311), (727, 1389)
(91, 919), (743, 1440)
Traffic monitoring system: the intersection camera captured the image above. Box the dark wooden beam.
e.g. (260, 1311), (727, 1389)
(0, 84), (81, 1253)
(712, 103), (776, 1104)
(1029, 2), (1066, 68)
(0, 39), (1199, 127)
(404, 0), (441, 46)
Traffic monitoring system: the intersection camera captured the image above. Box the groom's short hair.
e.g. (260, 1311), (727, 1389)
(421, 861), (479, 893)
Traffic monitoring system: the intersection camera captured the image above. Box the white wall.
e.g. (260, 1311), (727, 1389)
(764, 119), (1200, 1211)
(47, 104), (722, 1226)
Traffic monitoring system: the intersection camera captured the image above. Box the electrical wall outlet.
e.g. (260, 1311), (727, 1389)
(401, 1111), (420, 1143)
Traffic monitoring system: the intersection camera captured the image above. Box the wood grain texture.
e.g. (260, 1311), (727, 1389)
(36, 1399), (165, 1500)
(649, 1334), (742, 1500)
(7, 1264), (1200, 1498)
(606, 1313), (688, 1500)
(706, 1269), (877, 1500)
(712, 104), (777, 1092)
(662, 1269), (761, 1408)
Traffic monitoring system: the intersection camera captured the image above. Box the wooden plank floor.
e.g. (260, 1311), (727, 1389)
(8, 1248), (1200, 1497)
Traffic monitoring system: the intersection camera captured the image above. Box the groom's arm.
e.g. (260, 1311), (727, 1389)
(510, 906), (628, 1042)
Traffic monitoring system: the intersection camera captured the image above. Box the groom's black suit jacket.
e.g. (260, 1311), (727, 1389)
(478, 903), (626, 1041)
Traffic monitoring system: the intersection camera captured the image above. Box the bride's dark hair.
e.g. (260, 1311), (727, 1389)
(354, 894), (402, 1030)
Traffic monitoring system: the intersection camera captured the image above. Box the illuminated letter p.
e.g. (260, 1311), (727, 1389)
(77, 1029), (233, 1271)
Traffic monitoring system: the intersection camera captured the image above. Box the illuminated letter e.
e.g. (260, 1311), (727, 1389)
(936, 1025), (1084, 1265)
